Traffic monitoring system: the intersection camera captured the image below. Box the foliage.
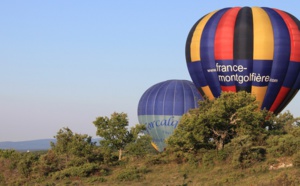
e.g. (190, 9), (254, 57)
(39, 127), (103, 176)
(39, 150), (61, 175)
(0, 149), (18, 159)
(93, 112), (151, 160)
(52, 163), (104, 179)
(17, 152), (39, 178)
(51, 127), (97, 161)
(116, 165), (150, 181)
(1, 110), (300, 185)
(226, 135), (266, 169)
(270, 111), (300, 134)
(167, 91), (272, 152)
(293, 152), (300, 168)
(125, 133), (153, 158)
(266, 133), (300, 157)
(93, 112), (130, 161)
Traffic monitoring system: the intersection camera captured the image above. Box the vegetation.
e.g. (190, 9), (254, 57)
(167, 92), (272, 151)
(0, 92), (300, 185)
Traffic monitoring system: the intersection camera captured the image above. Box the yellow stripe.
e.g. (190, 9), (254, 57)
(252, 7), (274, 60)
(202, 86), (215, 100)
(151, 141), (160, 152)
(251, 86), (268, 108)
(190, 10), (218, 62)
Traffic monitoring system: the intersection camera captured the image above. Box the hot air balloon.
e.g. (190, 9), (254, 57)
(185, 6), (300, 114)
(137, 80), (203, 152)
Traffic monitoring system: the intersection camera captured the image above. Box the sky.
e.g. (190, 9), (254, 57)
(1, 1), (300, 142)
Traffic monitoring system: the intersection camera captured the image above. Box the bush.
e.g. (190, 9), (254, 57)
(145, 153), (168, 165)
(267, 134), (300, 157)
(201, 151), (215, 168)
(88, 176), (107, 183)
(232, 146), (266, 169)
(116, 166), (150, 181)
(223, 135), (266, 168)
(0, 173), (5, 185)
(0, 149), (18, 159)
(17, 152), (39, 178)
(293, 152), (300, 168)
(39, 150), (61, 176)
(52, 163), (103, 179)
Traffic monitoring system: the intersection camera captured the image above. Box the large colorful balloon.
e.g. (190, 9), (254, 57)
(137, 80), (203, 152)
(185, 7), (300, 114)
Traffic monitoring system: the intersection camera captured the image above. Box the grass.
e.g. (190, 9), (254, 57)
(50, 156), (298, 186)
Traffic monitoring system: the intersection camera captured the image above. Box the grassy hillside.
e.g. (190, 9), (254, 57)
(0, 149), (299, 186)
(1, 106), (299, 185)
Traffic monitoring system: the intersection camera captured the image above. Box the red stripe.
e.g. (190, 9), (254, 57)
(274, 9), (300, 62)
(269, 87), (290, 112)
(221, 85), (236, 92)
(215, 7), (241, 60)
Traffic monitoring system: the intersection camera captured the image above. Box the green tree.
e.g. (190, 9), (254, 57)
(50, 127), (97, 165)
(271, 111), (300, 134)
(167, 91), (272, 151)
(93, 112), (150, 160)
(125, 125), (153, 158)
(93, 112), (128, 160)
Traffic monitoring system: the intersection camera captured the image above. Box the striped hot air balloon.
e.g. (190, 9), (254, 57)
(185, 6), (300, 114)
(137, 80), (202, 152)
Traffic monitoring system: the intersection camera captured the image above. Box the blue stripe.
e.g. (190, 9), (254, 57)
(283, 62), (300, 88)
(187, 61), (207, 87)
(252, 60), (273, 86)
(262, 8), (291, 110)
(154, 82), (170, 115)
(292, 73), (300, 89)
(201, 8), (229, 97)
(138, 80), (202, 115)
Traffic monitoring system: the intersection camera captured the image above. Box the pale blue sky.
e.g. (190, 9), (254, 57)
(1, 1), (300, 141)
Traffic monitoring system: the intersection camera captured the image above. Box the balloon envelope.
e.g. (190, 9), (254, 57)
(185, 7), (300, 114)
(137, 80), (203, 152)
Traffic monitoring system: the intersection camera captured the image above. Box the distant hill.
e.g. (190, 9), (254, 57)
(0, 138), (101, 151)
(0, 139), (56, 151)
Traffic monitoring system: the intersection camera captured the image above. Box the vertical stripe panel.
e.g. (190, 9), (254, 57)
(271, 9), (300, 113)
(252, 7), (274, 60)
(201, 8), (229, 97)
(215, 7), (241, 60)
(261, 8), (290, 110)
(234, 7), (253, 92)
(251, 7), (274, 108)
(190, 11), (218, 62)
(186, 17), (204, 63)
(215, 7), (240, 92)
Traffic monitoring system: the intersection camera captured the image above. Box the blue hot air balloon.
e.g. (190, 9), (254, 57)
(185, 7), (300, 114)
(137, 80), (203, 152)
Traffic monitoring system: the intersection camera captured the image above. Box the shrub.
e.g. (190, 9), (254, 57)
(0, 149), (18, 159)
(17, 153), (38, 178)
(293, 152), (300, 168)
(39, 150), (61, 176)
(116, 166), (150, 181)
(267, 134), (300, 157)
(201, 151), (215, 168)
(52, 163), (102, 179)
(0, 173), (5, 185)
(88, 176), (107, 183)
(224, 135), (266, 168)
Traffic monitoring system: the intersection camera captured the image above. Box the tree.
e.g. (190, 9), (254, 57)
(50, 127), (97, 165)
(125, 124), (153, 158)
(93, 112), (147, 160)
(167, 91), (272, 151)
(270, 111), (300, 134)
